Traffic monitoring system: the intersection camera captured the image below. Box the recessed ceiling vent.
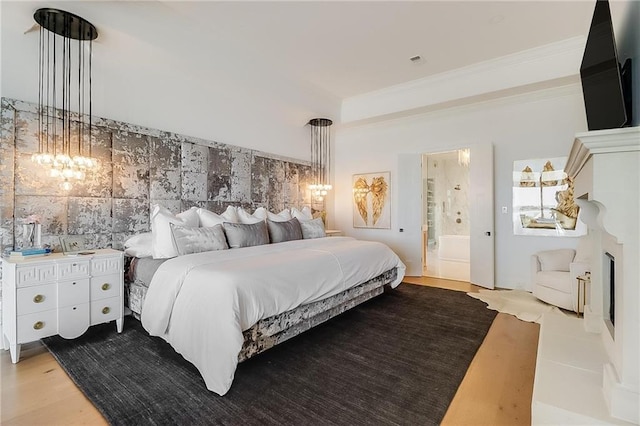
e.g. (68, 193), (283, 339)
(409, 55), (423, 64)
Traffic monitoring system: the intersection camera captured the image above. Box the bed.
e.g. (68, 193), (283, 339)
(125, 236), (405, 396)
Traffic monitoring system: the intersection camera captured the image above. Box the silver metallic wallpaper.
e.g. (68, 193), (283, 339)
(0, 97), (312, 252)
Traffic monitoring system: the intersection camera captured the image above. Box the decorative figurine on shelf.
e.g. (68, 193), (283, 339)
(552, 176), (580, 230)
(21, 214), (42, 248)
(519, 166), (536, 187)
(541, 161), (559, 186)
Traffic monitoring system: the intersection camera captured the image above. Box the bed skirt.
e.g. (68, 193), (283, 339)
(125, 266), (398, 362)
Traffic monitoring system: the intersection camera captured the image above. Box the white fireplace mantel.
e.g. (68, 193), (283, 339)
(533, 126), (639, 425)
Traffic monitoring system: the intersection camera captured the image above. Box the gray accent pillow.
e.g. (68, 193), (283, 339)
(300, 217), (326, 239)
(170, 223), (229, 255)
(267, 218), (302, 244)
(223, 221), (269, 249)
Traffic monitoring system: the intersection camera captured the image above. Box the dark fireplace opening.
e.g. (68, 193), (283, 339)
(606, 252), (615, 327)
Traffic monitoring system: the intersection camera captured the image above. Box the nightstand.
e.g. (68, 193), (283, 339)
(325, 230), (343, 237)
(1, 248), (124, 363)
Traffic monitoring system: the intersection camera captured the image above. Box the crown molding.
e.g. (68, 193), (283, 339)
(341, 36), (586, 123)
(565, 126), (640, 177)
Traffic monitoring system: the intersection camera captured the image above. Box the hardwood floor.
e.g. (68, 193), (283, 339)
(0, 277), (539, 425)
(405, 276), (540, 425)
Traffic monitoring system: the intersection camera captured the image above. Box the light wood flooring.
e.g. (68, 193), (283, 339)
(1, 277), (539, 425)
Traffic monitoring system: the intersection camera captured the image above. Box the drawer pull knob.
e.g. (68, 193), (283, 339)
(33, 294), (44, 303)
(33, 321), (44, 330)
(101, 283), (110, 291)
(102, 307), (110, 315)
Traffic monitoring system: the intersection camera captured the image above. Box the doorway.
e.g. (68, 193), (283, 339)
(422, 150), (470, 281)
(398, 144), (494, 289)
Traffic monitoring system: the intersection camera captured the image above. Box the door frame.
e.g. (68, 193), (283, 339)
(419, 144), (495, 288)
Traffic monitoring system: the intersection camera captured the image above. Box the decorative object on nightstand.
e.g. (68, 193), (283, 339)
(3, 247), (52, 259)
(21, 214), (42, 248)
(59, 235), (87, 255)
(576, 272), (591, 317)
(1, 249), (124, 363)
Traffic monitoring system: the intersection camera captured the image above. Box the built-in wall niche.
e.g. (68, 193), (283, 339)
(512, 156), (586, 237)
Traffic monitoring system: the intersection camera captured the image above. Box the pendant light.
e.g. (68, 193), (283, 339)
(31, 8), (99, 191)
(308, 118), (333, 201)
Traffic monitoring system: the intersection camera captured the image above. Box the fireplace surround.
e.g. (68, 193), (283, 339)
(532, 126), (639, 424)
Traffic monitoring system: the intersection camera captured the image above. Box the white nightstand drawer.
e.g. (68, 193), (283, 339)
(58, 303), (90, 339)
(17, 284), (57, 315)
(17, 310), (57, 343)
(58, 278), (90, 307)
(90, 296), (121, 325)
(92, 256), (122, 276)
(58, 260), (90, 279)
(4, 249), (124, 363)
(16, 264), (57, 287)
(91, 274), (120, 301)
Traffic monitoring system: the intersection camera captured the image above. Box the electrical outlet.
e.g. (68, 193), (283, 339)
(501, 206), (508, 214)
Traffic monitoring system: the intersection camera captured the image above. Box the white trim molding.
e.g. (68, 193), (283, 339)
(566, 126), (640, 186)
(342, 36), (586, 123)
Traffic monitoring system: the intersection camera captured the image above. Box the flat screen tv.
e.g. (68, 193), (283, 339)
(580, 0), (632, 131)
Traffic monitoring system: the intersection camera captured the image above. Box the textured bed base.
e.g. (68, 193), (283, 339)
(125, 267), (397, 362)
(238, 268), (397, 361)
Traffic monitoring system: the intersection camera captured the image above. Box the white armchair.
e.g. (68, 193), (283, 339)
(531, 248), (590, 312)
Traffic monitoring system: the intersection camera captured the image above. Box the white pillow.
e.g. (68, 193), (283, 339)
(300, 217), (326, 239)
(538, 249), (575, 272)
(123, 232), (153, 258)
(253, 207), (292, 222)
(237, 207), (264, 224)
(150, 205), (199, 259)
(291, 206), (313, 222)
(221, 206), (240, 223)
(197, 206), (239, 227)
(170, 223), (228, 255)
(197, 208), (225, 227)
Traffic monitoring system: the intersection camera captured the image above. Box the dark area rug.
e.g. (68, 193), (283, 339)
(43, 284), (497, 426)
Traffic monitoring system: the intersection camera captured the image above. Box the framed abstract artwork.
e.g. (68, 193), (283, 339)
(352, 171), (391, 229)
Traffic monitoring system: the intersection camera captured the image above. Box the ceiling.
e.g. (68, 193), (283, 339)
(2, 1), (613, 100)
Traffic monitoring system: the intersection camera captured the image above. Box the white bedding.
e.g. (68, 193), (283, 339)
(141, 236), (405, 395)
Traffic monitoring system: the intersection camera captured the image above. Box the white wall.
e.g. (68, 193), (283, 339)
(334, 84), (588, 289)
(0, 2), (340, 162)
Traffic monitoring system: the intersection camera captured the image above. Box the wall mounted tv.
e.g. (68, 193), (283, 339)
(580, 0), (632, 131)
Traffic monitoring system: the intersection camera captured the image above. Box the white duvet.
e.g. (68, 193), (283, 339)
(141, 236), (405, 395)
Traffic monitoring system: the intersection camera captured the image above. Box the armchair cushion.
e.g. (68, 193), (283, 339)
(537, 249), (575, 272)
(536, 271), (573, 294)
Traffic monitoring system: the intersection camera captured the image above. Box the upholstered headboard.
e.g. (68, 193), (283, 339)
(0, 97), (313, 252)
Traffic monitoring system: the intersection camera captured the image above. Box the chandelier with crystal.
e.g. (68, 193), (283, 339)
(31, 8), (99, 191)
(308, 118), (333, 201)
